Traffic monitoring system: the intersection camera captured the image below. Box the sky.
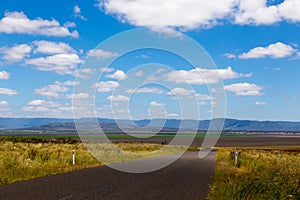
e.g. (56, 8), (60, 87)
(0, 0), (300, 121)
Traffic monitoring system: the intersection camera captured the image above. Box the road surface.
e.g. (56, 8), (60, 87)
(0, 151), (216, 200)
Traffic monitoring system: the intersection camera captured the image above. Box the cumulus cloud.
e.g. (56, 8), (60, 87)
(0, 71), (10, 80)
(66, 93), (90, 99)
(106, 70), (127, 80)
(88, 49), (118, 59)
(25, 53), (83, 75)
(167, 87), (194, 96)
(235, 0), (300, 25)
(0, 11), (78, 38)
(0, 88), (18, 95)
(224, 83), (264, 96)
(150, 101), (166, 107)
(99, 0), (300, 29)
(164, 67), (251, 85)
(74, 5), (87, 20)
(234, 0), (281, 25)
(224, 53), (236, 59)
(99, 67), (115, 73)
(23, 99), (68, 113)
(150, 27), (184, 38)
(95, 81), (119, 92)
(0, 100), (8, 106)
(107, 95), (129, 101)
(99, 0), (237, 30)
(255, 101), (266, 105)
(135, 70), (144, 77)
(0, 44), (32, 62)
(167, 113), (179, 117)
(126, 87), (164, 94)
(239, 42), (296, 59)
(33, 82), (69, 98)
(0, 100), (11, 114)
(63, 80), (80, 86)
(33, 40), (76, 54)
(279, 0), (300, 22)
(195, 93), (214, 101)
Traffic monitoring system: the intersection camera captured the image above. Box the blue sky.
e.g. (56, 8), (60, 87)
(0, 0), (300, 121)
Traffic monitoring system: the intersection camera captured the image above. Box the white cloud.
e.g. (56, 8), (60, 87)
(23, 99), (66, 113)
(76, 68), (95, 79)
(195, 93), (213, 101)
(95, 81), (119, 92)
(126, 87), (164, 94)
(224, 83), (263, 96)
(64, 22), (76, 28)
(273, 67), (282, 71)
(235, 0), (300, 25)
(198, 101), (207, 106)
(74, 5), (87, 20)
(33, 40), (75, 54)
(145, 74), (157, 82)
(0, 71), (10, 80)
(99, 0), (237, 30)
(150, 27), (184, 38)
(224, 53), (236, 59)
(88, 49), (118, 59)
(0, 100), (8, 106)
(167, 113), (179, 117)
(0, 11), (78, 38)
(234, 0), (281, 25)
(99, 0), (300, 29)
(107, 95), (129, 101)
(0, 100), (11, 114)
(33, 82), (69, 98)
(150, 101), (166, 107)
(211, 101), (217, 106)
(0, 88), (18, 95)
(167, 87), (193, 96)
(0, 44), (32, 62)
(164, 67), (251, 85)
(279, 0), (300, 22)
(255, 101), (266, 105)
(135, 70), (144, 76)
(106, 70), (127, 80)
(27, 99), (49, 106)
(63, 80), (80, 86)
(99, 67), (115, 73)
(25, 53), (83, 75)
(239, 42), (296, 59)
(66, 93), (90, 99)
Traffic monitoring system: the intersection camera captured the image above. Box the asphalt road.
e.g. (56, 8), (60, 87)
(0, 151), (216, 200)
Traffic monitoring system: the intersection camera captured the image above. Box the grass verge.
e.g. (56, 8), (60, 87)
(208, 148), (300, 200)
(0, 140), (191, 185)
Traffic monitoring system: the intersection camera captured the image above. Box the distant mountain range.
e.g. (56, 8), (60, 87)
(1, 118), (300, 132)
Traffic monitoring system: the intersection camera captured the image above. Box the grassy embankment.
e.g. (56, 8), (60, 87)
(208, 148), (300, 200)
(0, 137), (190, 185)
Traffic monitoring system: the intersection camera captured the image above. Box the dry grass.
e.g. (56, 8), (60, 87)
(0, 140), (186, 185)
(208, 148), (300, 200)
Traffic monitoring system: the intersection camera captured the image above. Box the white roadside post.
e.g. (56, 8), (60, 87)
(235, 150), (239, 167)
(72, 150), (75, 165)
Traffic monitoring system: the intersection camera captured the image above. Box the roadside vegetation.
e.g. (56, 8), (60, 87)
(208, 148), (300, 200)
(0, 139), (99, 185)
(0, 137), (191, 185)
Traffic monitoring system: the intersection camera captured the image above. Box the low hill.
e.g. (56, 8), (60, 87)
(1, 118), (300, 132)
